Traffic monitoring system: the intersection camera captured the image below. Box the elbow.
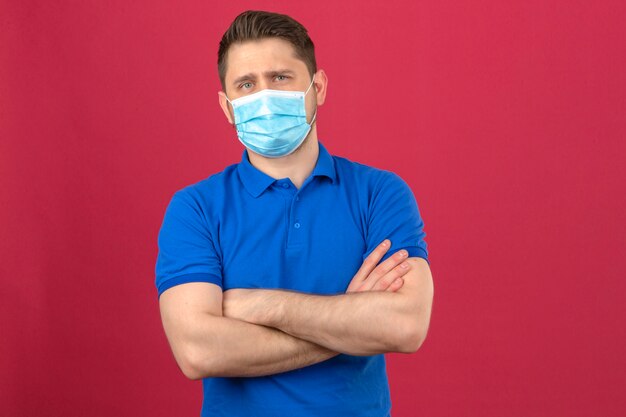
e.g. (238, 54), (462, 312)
(177, 349), (204, 380)
(176, 345), (219, 380)
(179, 358), (204, 381)
(394, 319), (430, 354)
(180, 365), (202, 381)
(401, 328), (428, 353)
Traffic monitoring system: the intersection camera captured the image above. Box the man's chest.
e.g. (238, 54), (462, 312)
(216, 186), (368, 293)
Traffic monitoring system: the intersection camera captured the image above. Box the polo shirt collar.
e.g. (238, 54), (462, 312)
(237, 141), (337, 198)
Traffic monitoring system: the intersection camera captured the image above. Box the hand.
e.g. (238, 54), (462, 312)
(346, 239), (411, 293)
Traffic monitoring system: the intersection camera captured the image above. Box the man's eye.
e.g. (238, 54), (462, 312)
(275, 75), (288, 81)
(241, 82), (253, 89)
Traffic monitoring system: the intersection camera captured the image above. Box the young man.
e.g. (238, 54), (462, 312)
(155, 10), (434, 417)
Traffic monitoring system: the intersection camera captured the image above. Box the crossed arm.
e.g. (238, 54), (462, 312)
(159, 240), (434, 379)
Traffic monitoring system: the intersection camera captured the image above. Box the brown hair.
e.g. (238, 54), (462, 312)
(218, 10), (317, 91)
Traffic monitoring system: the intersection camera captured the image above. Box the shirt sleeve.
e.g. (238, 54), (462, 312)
(363, 171), (429, 265)
(154, 190), (223, 297)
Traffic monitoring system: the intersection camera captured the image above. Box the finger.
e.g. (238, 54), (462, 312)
(371, 261), (410, 291)
(347, 239), (391, 291)
(385, 277), (404, 292)
(359, 249), (409, 291)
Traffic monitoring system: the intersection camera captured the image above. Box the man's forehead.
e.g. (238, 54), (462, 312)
(228, 37), (296, 57)
(225, 39), (304, 79)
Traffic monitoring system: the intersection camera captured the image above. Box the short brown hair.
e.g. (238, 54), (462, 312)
(218, 10), (317, 91)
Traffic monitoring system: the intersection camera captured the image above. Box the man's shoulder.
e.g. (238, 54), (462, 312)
(331, 152), (404, 188)
(169, 161), (240, 206)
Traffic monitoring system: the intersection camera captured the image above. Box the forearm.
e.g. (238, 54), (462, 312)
(174, 313), (339, 379)
(247, 290), (414, 356)
(221, 256), (433, 356)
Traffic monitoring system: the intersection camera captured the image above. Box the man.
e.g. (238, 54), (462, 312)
(155, 10), (434, 417)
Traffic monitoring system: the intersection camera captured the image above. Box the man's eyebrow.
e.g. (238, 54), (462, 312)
(232, 69), (296, 86)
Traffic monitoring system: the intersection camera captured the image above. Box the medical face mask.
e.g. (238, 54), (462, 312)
(225, 76), (317, 158)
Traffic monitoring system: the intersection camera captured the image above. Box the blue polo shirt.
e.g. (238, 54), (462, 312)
(155, 141), (428, 417)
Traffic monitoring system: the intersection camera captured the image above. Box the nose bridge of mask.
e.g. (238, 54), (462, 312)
(233, 93), (308, 127)
(226, 74), (315, 107)
(226, 75), (317, 158)
(226, 75), (316, 130)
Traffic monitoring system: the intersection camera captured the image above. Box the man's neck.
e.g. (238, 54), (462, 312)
(247, 130), (319, 190)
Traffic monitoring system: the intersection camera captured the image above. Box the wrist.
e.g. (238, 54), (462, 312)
(247, 289), (285, 327)
(260, 289), (287, 328)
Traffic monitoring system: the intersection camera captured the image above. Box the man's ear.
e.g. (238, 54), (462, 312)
(313, 69), (328, 106)
(217, 91), (235, 125)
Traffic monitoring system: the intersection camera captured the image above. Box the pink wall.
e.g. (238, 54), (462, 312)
(2, 1), (625, 416)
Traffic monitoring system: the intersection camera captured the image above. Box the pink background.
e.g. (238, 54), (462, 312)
(2, 1), (625, 416)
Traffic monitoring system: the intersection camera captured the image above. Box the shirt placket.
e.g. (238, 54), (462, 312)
(275, 179), (305, 249)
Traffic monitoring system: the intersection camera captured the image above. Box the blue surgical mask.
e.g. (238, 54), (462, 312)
(226, 75), (317, 158)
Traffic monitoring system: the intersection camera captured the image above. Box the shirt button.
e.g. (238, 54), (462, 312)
(294, 222), (301, 229)
(295, 196), (300, 201)
(282, 183), (289, 189)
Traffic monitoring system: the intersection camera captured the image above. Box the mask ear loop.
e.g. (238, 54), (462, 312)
(223, 94), (237, 128)
(305, 74), (317, 126)
(304, 73), (316, 96)
(309, 110), (317, 127)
